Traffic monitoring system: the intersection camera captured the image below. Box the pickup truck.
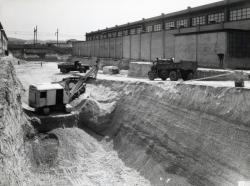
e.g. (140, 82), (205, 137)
(58, 61), (90, 73)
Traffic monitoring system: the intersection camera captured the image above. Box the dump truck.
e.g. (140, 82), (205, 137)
(29, 60), (99, 114)
(58, 61), (90, 73)
(148, 58), (198, 81)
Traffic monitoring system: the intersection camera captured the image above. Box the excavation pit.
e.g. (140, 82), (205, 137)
(3, 59), (249, 186)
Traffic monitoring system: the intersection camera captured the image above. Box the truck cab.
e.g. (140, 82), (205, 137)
(58, 61), (90, 73)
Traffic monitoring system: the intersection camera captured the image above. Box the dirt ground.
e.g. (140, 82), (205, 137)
(14, 61), (250, 186)
(15, 61), (152, 185)
(15, 61), (250, 104)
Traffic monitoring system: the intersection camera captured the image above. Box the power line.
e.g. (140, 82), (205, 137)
(6, 30), (84, 37)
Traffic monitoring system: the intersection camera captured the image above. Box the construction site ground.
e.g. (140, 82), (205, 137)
(11, 60), (250, 186)
(15, 61), (250, 104)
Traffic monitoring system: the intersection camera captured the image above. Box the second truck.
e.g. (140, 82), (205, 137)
(148, 58), (198, 81)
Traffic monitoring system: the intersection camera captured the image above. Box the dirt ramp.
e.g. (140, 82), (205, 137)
(85, 79), (250, 186)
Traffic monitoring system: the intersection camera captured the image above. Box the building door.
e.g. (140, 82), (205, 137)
(56, 89), (64, 105)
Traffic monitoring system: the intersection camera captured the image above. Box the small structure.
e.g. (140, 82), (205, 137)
(29, 83), (69, 114)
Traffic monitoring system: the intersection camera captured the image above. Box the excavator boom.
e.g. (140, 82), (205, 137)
(63, 59), (99, 102)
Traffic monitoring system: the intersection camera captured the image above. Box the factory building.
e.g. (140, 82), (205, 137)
(73, 0), (250, 69)
(0, 22), (8, 56)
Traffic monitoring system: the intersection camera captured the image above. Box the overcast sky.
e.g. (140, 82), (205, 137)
(0, 0), (219, 41)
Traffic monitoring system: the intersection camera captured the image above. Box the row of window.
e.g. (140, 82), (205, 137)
(230, 8), (250, 21)
(87, 8), (250, 40)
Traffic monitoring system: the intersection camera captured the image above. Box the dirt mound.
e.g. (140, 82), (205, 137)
(28, 128), (151, 185)
(32, 133), (59, 168)
(70, 85), (118, 132)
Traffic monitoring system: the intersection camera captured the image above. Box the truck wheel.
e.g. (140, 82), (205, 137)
(183, 72), (194, 81)
(43, 107), (50, 115)
(160, 70), (168, 81)
(187, 72), (194, 80)
(169, 71), (178, 81)
(148, 71), (155, 81)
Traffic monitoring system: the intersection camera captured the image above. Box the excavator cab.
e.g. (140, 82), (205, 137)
(29, 83), (69, 114)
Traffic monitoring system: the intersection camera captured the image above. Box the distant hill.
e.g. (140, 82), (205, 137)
(8, 37), (78, 45)
(8, 37), (27, 45)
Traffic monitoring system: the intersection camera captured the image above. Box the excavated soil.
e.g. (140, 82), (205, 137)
(73, 79), (250, 186)
(3, 59), (250, 186)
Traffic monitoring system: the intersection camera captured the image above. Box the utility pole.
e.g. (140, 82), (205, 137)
(55, 28), (59, 46)
(33, 26), (38, 45)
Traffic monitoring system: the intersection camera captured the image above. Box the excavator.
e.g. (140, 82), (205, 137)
(28, 60), (99, 115)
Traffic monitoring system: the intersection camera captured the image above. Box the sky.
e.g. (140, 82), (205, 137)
(0, 0), (220, 41)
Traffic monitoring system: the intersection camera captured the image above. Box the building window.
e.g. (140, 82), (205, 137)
(192, 16), (206, 26)
(146, 25), (153, 32)
(165, 21), (175, 30)
(228, 31), (250, 58)
(130, 28), (136, 35)
(230, 8), (250, 21)
(117, 31), (122, 37)
(108, 33), (112, 38)
(40, 92), (47, 98)
(176, 19), (188, 28)
(112, 32), (117, 38)
(154, 24), (162, 31)
(123, 30), (128, 36)
(137, 27), (143, 34)
(103, 34), (107, 39)
(208, 13), (224, 23)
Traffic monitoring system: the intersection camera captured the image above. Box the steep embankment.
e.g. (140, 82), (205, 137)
(0, 57), (33, 185)
(78, 80), (250, 186)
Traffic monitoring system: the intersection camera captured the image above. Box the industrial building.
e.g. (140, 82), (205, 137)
(73, 0), (250, 69)
(0, 22), (8, 56)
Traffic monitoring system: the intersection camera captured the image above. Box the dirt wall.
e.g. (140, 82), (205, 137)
(0, 57), (33, 185)
(81, 79), (250, 186)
